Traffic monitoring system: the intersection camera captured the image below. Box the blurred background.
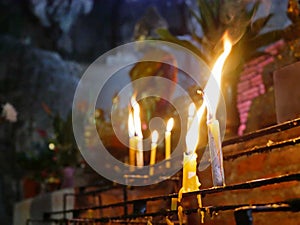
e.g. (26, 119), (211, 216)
(0, 0), (297, 224)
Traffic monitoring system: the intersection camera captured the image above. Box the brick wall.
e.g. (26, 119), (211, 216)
(196, 123), (300, 224)
(237, 40), (285, 135)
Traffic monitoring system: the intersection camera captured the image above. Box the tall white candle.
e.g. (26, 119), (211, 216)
(165, 118), (174, 168)
(204, 35), (232, 186)
(130, 96), (144, 167)
(128, 111), (136, 168)
(207, 118), (225, 186)
(149, 130), (158, 175)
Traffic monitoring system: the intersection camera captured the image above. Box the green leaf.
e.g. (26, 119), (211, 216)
(248, 30), (283, 50)
(192, 31), (204, 46)
(247, 0), (260, 20)
(250, 14), (273, 37)
(189, 8), (203, 29)
(197, 0), (217, 34)
(156, 29), (209, 63)
(210, 0), (220, 17)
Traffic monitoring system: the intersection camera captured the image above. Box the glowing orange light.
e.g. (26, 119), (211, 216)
(185, 103), (206, 154)
(166, 118), (174, 132)
(128, 110), (135, 138)
(130, 95), (143, 138)
(188, 103), (196, 118)
(205, 33), (232, 118)
(152, 130), (158, 143)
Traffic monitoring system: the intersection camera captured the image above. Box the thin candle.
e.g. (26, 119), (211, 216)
(128, 110), (136, 169)
(178, 103), (205, 222)
(165, 118), (174, 168)
(130, 96), (144, 167)
(207, 119), (224, 186)
(205, 33), (232, 186)
(149, 130), (158, 175)
(182, 103), (205, 193)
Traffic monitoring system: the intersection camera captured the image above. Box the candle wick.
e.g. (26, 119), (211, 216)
(196, 89), (204, 98)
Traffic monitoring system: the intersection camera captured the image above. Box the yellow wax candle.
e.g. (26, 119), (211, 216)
(136, 137), (143, 167)
(130, 95), (144, 167)
(149, 130), (158, 175)
(165, 118), (174, 168)
(179, 103), (204, 198)
(128, 110), (136, 169)
(182, 153), (201, 192)
(207, 119), (225, 186)
(129, 137), (136, 167)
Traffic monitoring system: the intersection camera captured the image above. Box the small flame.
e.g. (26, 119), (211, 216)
(152, 130), (158, 143)
(166, 118), (174, 132)
(188, 103), (196, 118)
(130, 95), (143, 138)
(128, 109), (135, 138)
(186, 103), (206, 154)
(205, 33), (232, 118)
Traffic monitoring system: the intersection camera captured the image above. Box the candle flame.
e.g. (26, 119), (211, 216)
(152, 130), (158, 143)
(205, 33), (232, 118)
(130, 95), (143, 138)
(186, 103), (206, 154)
(166, 118), (174, 132)
(128, 110), (135, 138)
(188, 103), (196, 118)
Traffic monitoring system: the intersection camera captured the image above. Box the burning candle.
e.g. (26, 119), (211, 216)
(207, 119), (225, 186)
(182, 103), (205, 193)
(149, 130), (158, 175)
(130, 96), (144, 167)
(128, 110), (136, 168)
(204, 33), (232, 186)
(178, 103), (205, 223)
(182, 153), (199, 192)
(165, 118), (174, 168)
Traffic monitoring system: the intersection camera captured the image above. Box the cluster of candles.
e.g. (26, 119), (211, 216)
(127, 34), (232, 224)
(128, 33), (231, 188)
(128, 95), (174, 172)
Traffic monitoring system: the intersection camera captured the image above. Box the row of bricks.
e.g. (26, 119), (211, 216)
(236, 40), (285, 135)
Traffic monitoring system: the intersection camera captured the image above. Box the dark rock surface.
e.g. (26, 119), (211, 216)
(0, 35), (81, 129)
(0, 35), (82, 225)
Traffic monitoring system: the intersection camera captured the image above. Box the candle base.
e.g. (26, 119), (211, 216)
(182, 152), (201, 192)
(177, 152), (204, 223)
(207, 119), (225, 187)
(136, 137), (144, 167)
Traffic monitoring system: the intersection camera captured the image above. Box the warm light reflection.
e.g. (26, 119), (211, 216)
(188, 103), (196, 118)
(152, 130), (158, 143)
(128, 110), (135, 138)
(131, 95), (143, 138)
(185, 103), (206, 154)
(48, 143), (55, 151)
(166, 118), (174, 132)
(204, 33), (232, 117)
